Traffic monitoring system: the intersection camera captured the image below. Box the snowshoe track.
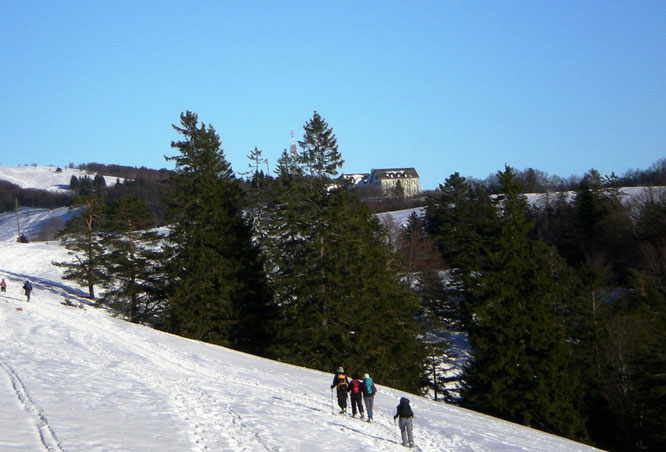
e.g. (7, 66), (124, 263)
(0, 360), (64, 452)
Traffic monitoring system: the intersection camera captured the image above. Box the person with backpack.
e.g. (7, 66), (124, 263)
(393, 397), (415, 448)
(330, 366), (350, 415)
(23, 280), (33, 302)
(348, 374), (365, 418)
(361, 373), (377, 422)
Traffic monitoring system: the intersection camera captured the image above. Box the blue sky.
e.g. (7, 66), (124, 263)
(1, 1), (663, 190)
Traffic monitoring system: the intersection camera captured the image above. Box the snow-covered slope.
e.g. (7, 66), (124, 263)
(0, 207), (74, 242)
(0, 212), (599, 451)
(0, 165), (118, 193)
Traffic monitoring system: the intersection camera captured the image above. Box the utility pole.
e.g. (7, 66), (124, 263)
(15, 198), (22, 242)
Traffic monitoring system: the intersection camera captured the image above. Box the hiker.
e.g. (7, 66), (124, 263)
(330, 366), (350, 414)
(23, 280), (32, 302)
(361, 373), (377, 422)
(393, 397), (415, 448)
(0, 278), (6, 293)
(348, 374), (365, 418)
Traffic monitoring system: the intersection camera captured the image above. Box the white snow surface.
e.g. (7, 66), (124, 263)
(0, 211), (600, 451)
(0, 165), (119, 193)
(0, 208), (74, 242)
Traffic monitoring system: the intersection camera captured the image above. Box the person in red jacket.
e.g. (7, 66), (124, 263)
(348, 374), (365, 418)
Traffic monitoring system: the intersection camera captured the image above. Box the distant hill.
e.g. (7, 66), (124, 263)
(0, 165), (119, 193)
(0, 165), (169, 223)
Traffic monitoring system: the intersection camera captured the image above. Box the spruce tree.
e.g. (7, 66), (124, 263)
(162, 111), (274, 355)
(297, 110), (343, 180)
(99, 195), (162, 323)
(462, 166), (588, 442)
(572, 169), (634, 281)
(263, 111), (425, 392)
(424, 172), (496, 275)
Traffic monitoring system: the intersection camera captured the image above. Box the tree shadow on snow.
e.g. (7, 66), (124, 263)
(0, 270), (93, 306)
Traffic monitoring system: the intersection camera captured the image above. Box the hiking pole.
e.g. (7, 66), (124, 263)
(330, 388), (335, 414)
(394, 419), (398, 444)
(411, 417), (416, 447)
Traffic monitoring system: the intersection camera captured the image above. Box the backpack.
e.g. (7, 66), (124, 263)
(398, 397), (413, 417)
(351, 379), (360, 394)
(364, 378), (374, 395)
(336, 373), (348, 388)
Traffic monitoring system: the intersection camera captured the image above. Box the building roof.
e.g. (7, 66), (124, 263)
(371, 168), (419, 179)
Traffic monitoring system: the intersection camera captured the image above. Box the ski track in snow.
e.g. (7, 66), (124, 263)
(0, 360), (63, 451)
(31, 303), (265, 451)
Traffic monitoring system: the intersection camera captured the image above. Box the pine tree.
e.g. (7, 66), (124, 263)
(53, 193), (106, 300)
(99, 195), (162, 323)
(244, 146), (268, 188)
(462, 166), (588, 442)
(162, 111), (274, 355)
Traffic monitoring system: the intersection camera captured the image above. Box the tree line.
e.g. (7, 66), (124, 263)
(424, 170), (665, 450)
(0, 180), (72, 212)
(470, 160), (666, 194)
(52, 111), (664, 450)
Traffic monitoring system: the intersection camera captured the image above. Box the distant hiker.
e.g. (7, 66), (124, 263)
(393, 397), (414, 448)
(330, 366), (350, 414)
(23, 280), (32, 302)
(348, 374), (365, 418)
(0, 278), (6, 293)
(361, 373), (377, 422)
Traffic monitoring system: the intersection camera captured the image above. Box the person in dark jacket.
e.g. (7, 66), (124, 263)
(1, 278), (7, 293)
(361, 373), (377, 422)
(330, 367), (350, 414)
(393, 397), (414, 447)
(23, 280), (33, 302)
(348, 374), (365, 418)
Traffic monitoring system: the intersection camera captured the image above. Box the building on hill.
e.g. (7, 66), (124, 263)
(344, 168), (420, 197)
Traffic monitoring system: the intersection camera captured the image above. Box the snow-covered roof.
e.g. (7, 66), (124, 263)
(342, 173), (370, 185)
(371, 168), (420, 180)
